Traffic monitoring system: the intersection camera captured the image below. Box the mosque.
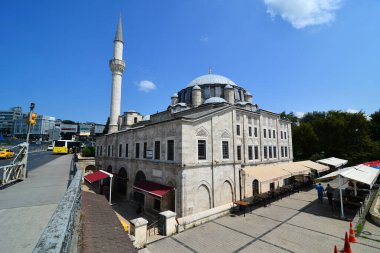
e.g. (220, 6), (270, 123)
(95, 16), (294, 218)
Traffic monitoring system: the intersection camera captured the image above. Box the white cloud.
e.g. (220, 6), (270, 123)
(138, 80), (156, 92)
(295, 111), (305, 118)
(200, 36), (209, 43)
(346, 108), (359, 114)
(263, 0), (343, 29)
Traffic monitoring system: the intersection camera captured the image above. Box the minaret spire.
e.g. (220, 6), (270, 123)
(108, 15), (126, 134)
(115, 14), (123, 43)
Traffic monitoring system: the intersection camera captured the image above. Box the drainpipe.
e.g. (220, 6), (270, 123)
(231, 110), (237, 201)
(211, 117), (215, 208)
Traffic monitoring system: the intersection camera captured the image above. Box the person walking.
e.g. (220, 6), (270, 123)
(316, 183), (324, 203)
(325, 184), (334, 205)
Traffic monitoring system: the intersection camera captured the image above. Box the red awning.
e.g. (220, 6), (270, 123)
(363, 160), (380, 167)
(84, 170), (109, 184)
(133, 180), (173, 198)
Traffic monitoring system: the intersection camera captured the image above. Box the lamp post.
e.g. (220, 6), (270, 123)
(23, 102), (35, 179)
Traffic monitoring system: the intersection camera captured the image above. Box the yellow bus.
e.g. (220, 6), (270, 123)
(53, 140), (81, 154)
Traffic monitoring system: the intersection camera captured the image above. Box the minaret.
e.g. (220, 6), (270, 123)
(108, 15), (126, 133)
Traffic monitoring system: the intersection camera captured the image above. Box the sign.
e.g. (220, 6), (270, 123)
(146, 150), (153, 159)
(60, 124), (78, 133)
(79, 124), (91, 136)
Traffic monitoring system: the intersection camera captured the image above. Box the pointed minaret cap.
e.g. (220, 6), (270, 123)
(114, 14), (123, 42)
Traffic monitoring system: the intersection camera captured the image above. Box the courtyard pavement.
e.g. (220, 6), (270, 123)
(146, 189), (380, 253)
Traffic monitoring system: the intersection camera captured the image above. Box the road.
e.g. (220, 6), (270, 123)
(0, 151), (61, 170)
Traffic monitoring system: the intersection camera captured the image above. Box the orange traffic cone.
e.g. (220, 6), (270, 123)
(343, 232), (353, 253)
(349, 222), (357, 243)
(334, 245), (338, 253)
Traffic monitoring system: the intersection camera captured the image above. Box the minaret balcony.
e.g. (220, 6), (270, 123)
(109, 59), (126, 73)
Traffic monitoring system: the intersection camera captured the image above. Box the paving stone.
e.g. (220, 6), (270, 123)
(80, 191), (136, 253)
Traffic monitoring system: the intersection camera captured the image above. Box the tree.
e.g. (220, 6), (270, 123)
(62, 120), (76, 124)
(103, 117), (110, 134)
(292, 123), (319, 160)
(370, 109), (380, 141)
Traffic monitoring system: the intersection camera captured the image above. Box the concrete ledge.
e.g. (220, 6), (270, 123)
(369, 194), (380, 226)
(32, 169), (83, 253)
(177, 203), (233, 232)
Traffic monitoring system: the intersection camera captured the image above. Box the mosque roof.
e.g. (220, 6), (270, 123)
(187, 74), (237, 88)
(204, 97), (227, 104)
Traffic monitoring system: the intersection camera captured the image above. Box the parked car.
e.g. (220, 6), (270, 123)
(47, 145), (53, 151)
(0, 148), (15, 159)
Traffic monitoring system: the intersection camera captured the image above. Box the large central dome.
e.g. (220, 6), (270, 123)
(187, 74), (237, 88)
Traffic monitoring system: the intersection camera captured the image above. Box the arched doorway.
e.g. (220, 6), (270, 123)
(134, 170), (146, 185)
(252, 179), (259, 195)
(134, 171), (146, 204)
(194, 184), (211, 214)
(117, 167), (128, 196)
(220, 181), (233, 205)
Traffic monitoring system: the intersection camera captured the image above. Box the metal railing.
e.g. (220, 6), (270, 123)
(0, 143), (28, 187)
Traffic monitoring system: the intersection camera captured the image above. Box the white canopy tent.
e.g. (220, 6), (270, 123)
(318, 164), (380, 188)
(317, 157), (348, 168)
(317, 164), (380, 219)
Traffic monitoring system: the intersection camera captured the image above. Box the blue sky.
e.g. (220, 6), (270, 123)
(1, 0), (379, 124)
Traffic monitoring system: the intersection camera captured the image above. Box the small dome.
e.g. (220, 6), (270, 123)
(192, 85), (201, 90)
(246, 92), (252, 96)
(224, 84), (233, 89)
(187, 74), (237, 88)
(171, 93), (178, 98)
(127, 110), (137, 113)
(204, 97), (227, 104)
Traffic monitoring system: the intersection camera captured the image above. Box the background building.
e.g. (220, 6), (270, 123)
(13, 115), (56, 141)
(0, 106), (22, 136)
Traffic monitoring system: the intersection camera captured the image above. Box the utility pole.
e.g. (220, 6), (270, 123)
(23, 102), (35, 179)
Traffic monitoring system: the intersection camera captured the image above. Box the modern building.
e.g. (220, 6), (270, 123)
(95, 16), (293, 218)
(13, 115), (56, 141)
(0, 107), (22, 136)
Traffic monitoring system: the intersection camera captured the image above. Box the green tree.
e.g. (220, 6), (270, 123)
(370, 109), (380, 141)
(103, 117), (110, 134)
(292, 123), (319, 160)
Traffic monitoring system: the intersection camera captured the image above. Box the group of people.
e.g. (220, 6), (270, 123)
(315, 183), (334, 205)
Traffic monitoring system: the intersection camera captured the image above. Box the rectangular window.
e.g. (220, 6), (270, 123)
(273, 146), (277, 158)
(264, 146), (268, 159)
(248, 145), (253, 160)
(125, 144), (128, 157)
(167, 140), (174, 160)
(237, 145), (241, 161)
(273, 130), (276, 139)
(135, 143), (140, 158)
(236, 125), (241, 136)
(263, 129), (267, 138)
(254, 127), (258, 137)
(281, 146), (284, 158)
(269, 146), (272, 159)
(281, 131), (283, 139)
(284, 132), (287, 139)
(254, 146), (259, 160)
(119, 144), (122, 157)
(100, 146), (102, 156)
(198, 140), (206, 160)
(248, 126), (252, 137)
(154, 141), (160, 160)
(269, 129), (272, 138)
(285, 146), (288, 157)
(111, 146), (114, 157)
(143, 142), (147, 158)
(222, 141), (229, 159)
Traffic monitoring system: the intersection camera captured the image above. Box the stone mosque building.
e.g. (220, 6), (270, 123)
(95, 16), (294, 218)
